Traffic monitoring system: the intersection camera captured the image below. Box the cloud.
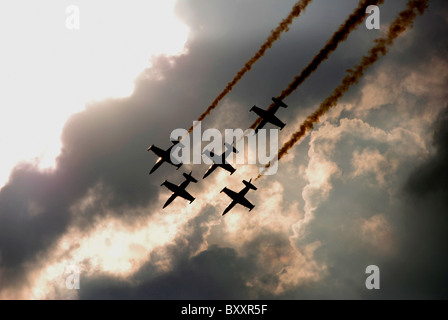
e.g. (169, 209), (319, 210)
(359, 213), (395, 254)
(274, 44), (448, 298)
(407, 108), (448, 197)
(79, 245), (256, 300)
(375, 106), (448, 299)
(351, 148), (398, 186)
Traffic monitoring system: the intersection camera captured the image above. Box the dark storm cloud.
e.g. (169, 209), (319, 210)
(79, 205), (258, 300)
(259, 0), (448, 300)
(79, 245), (254, 300)
(275, 58), (448, 302)
(407, 108), (448, 197)
(383, 107), (448, 299)
(0, 165), (72, 287)
(175, 0), (388, 126)
(314, 105), (448, 299)
(187, 0), (313, 132)
(77, 206), (296, 300)
(264, 107), (448, 300)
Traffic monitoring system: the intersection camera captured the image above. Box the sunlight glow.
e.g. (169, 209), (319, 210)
(0, 0), (189, 188)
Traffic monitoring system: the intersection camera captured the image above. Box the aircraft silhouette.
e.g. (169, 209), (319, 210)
(202, 143), (239, 179)
(147, 139), (183, 174)
(220, 179), (257, 215)
(161, 171), (198, 208)
(250, 97), (288, 133)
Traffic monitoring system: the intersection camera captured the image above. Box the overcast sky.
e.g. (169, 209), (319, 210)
(0, 0), (447, 299)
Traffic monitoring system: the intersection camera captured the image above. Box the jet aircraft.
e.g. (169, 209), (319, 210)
(250, 97), (288, 133)
(147, 139), (183, 174)
(220, 179), (257, 215)
(161, 171), (198, 208)
(202, 143), (239, 179)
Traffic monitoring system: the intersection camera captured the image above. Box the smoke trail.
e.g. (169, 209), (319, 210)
(256, 0), (429, 180)
(187, 0), (313, 134)
(250, 0), (385, 130)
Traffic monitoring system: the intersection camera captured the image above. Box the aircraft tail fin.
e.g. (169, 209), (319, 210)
(183, 171), (198, 183)
(272, 97), (288, 108)
(243, 179), (257, 190)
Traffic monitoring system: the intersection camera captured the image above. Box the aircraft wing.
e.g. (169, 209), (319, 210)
(177, 189), (195, 203)
(163, 181), (179, 193)
(148, 145), (166, 158)
(150, 159), (164, 174)
(237, 197), (255, 211)
(220, 163), (236, 174)
(267, 114), (286, 130)
(251, 106), (267, 118)
(222, 201), (236, 216)
(163, 194), (177, 208)
(254, 119), (268, 132)
(221, 187), (239, 200)
(203, 164), (218, 179)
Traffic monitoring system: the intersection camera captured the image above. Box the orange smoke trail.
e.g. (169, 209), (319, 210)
(255, 0), (429, 181)
(250, 0), (385, 130)
(187, 0), (313, 134)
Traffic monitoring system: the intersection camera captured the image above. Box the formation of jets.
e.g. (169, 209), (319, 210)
(147, 97), (288, 215)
